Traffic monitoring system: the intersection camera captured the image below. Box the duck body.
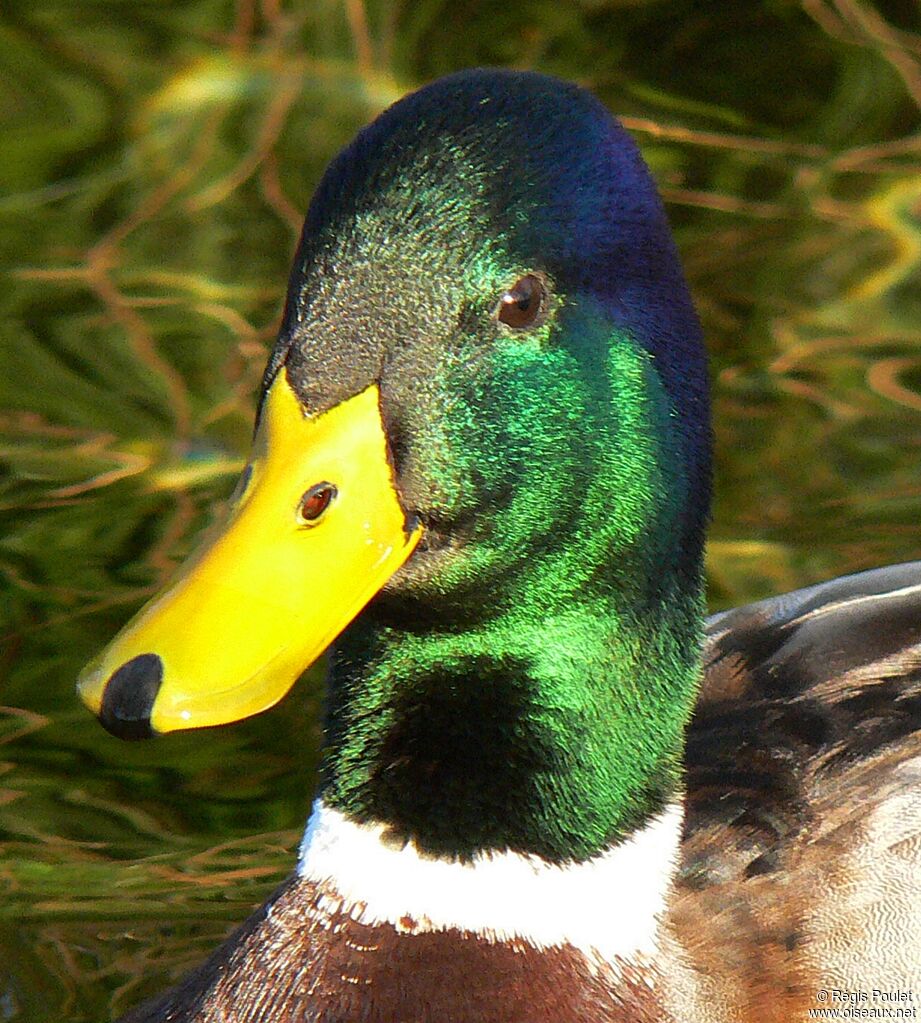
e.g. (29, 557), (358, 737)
(76, 69), (921, 1022)
(115, 564), (921, 1023)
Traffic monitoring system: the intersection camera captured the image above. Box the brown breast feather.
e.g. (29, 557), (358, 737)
(118, 875), (670, 1023)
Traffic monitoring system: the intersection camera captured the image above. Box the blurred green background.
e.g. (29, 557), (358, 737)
(2, 0), (921, 1018)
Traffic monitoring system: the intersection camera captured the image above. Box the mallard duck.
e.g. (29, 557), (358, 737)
(77, 69), (921, 1022)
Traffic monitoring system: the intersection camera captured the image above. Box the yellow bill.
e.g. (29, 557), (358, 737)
(77, 372), (422, 738)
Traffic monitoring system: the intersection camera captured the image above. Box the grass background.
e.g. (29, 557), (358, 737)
(3, 1), (921, 1018)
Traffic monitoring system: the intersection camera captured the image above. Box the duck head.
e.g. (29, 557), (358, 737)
(79, 69), (710, 861)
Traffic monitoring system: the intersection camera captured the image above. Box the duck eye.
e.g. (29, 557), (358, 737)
(297, 482), (337, 525)
(497, 274), (546, 329)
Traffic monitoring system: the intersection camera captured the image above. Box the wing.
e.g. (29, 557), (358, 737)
(664, 563), (921, 1021)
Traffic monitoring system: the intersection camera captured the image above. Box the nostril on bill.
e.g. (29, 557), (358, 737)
(99, 653), (164, 740)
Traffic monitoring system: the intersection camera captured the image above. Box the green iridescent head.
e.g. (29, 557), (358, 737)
(267, 69), (712, 861)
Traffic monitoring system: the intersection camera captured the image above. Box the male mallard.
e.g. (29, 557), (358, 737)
(77, 69), (921, 1022)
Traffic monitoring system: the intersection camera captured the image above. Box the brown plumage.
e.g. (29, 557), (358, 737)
(119, 876), (668, 1023)
(666, 562), (921, 1021)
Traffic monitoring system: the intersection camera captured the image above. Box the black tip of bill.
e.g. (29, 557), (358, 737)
(98, 653), (164, 740)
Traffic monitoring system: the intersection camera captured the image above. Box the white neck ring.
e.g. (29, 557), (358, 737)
(297, 798), (682, 968)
